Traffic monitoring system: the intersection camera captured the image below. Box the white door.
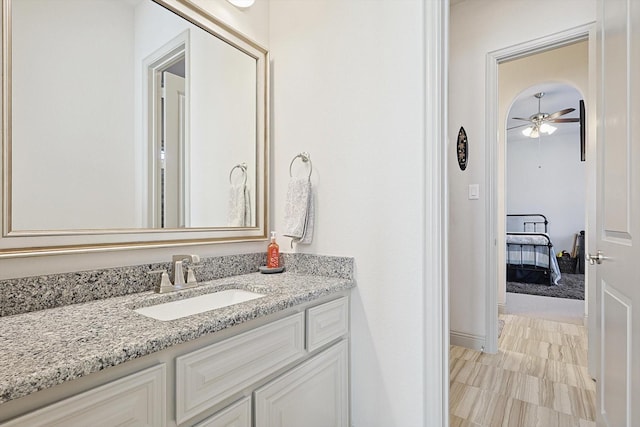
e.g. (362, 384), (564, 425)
(162, 71), (186, 228)
(594, 1), (640, 425)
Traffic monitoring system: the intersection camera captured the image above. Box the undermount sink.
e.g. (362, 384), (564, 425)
(134, 289), (266, 321)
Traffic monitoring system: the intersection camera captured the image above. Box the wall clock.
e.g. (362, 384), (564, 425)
(457, 127), (468, 171)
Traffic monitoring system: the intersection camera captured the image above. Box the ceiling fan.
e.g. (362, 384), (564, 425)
(509, 92), (579, 138)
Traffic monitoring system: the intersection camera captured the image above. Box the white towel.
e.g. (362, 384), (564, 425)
(283, 177), (314, 244)
(227, 184), (251, 227)
(299, 188), (314, 244)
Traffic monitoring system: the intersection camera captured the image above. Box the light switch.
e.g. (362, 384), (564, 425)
(468, 184), (479, 200)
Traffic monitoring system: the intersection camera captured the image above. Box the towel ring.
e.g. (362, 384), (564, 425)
(289, 152), (312, 179)
(229, 163), (247, 185)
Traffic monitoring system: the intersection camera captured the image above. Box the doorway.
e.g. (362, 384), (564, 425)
(504, 82), (586, 298)
(158, 65), (186, 228)
(143, 31), (190, 228)
(485, 25), (597, 376)
(503, 82), (586, 323)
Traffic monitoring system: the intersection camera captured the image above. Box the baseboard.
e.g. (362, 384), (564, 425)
(498, 302), (506, 315)
(450, 330), (485, 352)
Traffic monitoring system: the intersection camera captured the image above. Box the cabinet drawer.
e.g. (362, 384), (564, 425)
(2, 365), (166, 427)
(176, 313), (305, 424)
(306, 297), (349, 352)
(194, 396), (251, 427)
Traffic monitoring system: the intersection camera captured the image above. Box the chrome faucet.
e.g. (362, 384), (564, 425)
(148, 254), (201, 293)
(172, 254), (201, 288)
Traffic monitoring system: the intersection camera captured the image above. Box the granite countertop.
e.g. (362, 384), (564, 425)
(0, 271), (355, 405)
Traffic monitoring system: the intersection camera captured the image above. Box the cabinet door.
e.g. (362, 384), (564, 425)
(254, 340), (348, 427)
(2, 365), (166, 427)
(194, 396), (251, 427)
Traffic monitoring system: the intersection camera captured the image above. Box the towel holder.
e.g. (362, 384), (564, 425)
(289, 152), (312, 179)
(229, 163), (248, 185)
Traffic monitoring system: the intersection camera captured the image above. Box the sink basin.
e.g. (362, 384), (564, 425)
(134, 289), (266, 321)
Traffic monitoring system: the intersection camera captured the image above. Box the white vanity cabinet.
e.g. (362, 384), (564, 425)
(1, 365), (166, 427)
(252, 296), (349, 427)
(184, 296), (350, 427)
(0, 294), (350, 427)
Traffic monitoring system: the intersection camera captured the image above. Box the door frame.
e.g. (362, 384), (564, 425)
(142, 30), (190, 228)
(484, 23), (596, 355)
(423, 1), (449, 426)
(161, 71), (187, 228)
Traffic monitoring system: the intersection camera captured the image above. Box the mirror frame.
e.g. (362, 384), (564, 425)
(0, 0), (270, 257)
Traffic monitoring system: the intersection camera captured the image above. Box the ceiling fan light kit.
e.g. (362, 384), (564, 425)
(539, 123), (557, 134)
(523, 122), (557, 137)
(511, 91), (579, 138)
(522, 126), (536, 138)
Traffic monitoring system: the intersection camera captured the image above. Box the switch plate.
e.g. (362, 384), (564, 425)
(468, 184), (479, 200)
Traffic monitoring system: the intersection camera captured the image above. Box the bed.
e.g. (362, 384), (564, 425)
(506, 214), (561, 285)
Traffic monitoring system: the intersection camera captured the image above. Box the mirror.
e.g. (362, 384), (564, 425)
(1, 0), (269, 256)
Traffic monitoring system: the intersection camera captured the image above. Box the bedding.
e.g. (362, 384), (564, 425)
(506, 232), (561, 285)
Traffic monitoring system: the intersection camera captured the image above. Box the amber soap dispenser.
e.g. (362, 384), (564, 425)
(267, 231), (280, 268)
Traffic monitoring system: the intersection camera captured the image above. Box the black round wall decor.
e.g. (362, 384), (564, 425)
(457, 126), (468, 171)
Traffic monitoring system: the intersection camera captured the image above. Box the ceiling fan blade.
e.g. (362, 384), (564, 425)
(511, 117), (532, 121)
(546, 108), (575, 120)
(548, 118), (580, 123)
(507, 124), (531, 130)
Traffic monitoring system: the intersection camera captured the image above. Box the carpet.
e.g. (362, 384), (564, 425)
(506, 273), (585, 300)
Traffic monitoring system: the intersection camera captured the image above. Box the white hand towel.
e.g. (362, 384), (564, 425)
(242, 185), (251, 226)
(299, 187), (314, 244)
(227, 184), (251, 227)
(283, 177), (314, 244)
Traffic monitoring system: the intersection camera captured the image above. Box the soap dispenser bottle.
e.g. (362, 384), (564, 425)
(267, 231), (280, 268)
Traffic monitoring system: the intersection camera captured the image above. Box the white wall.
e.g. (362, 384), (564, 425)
(188, 30), (256, 227)
(11, 0), (136, 229)
(11, 0), (263, 230)
(449, 0), (595, 345)
(269, 1), (426, 425)
(133, 1), (257, 227)
(507, 131), (585, 252)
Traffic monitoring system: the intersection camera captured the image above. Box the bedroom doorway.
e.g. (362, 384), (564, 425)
(484, 24), (597, 376)
(498, 41), (589, 324)
(503, 82), (586, 323)
(504, 83), (585, 292)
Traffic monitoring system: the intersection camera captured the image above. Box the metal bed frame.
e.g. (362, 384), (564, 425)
(506, 214), (554, 285)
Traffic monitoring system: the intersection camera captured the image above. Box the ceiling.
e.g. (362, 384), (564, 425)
(506, 82), (582, 141)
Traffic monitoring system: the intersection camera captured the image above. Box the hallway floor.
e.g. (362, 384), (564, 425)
(504, 292), (585, 325)
(449, 313), (596, 426)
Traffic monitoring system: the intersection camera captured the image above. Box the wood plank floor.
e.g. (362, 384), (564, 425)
(450, 314), (596, 427)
